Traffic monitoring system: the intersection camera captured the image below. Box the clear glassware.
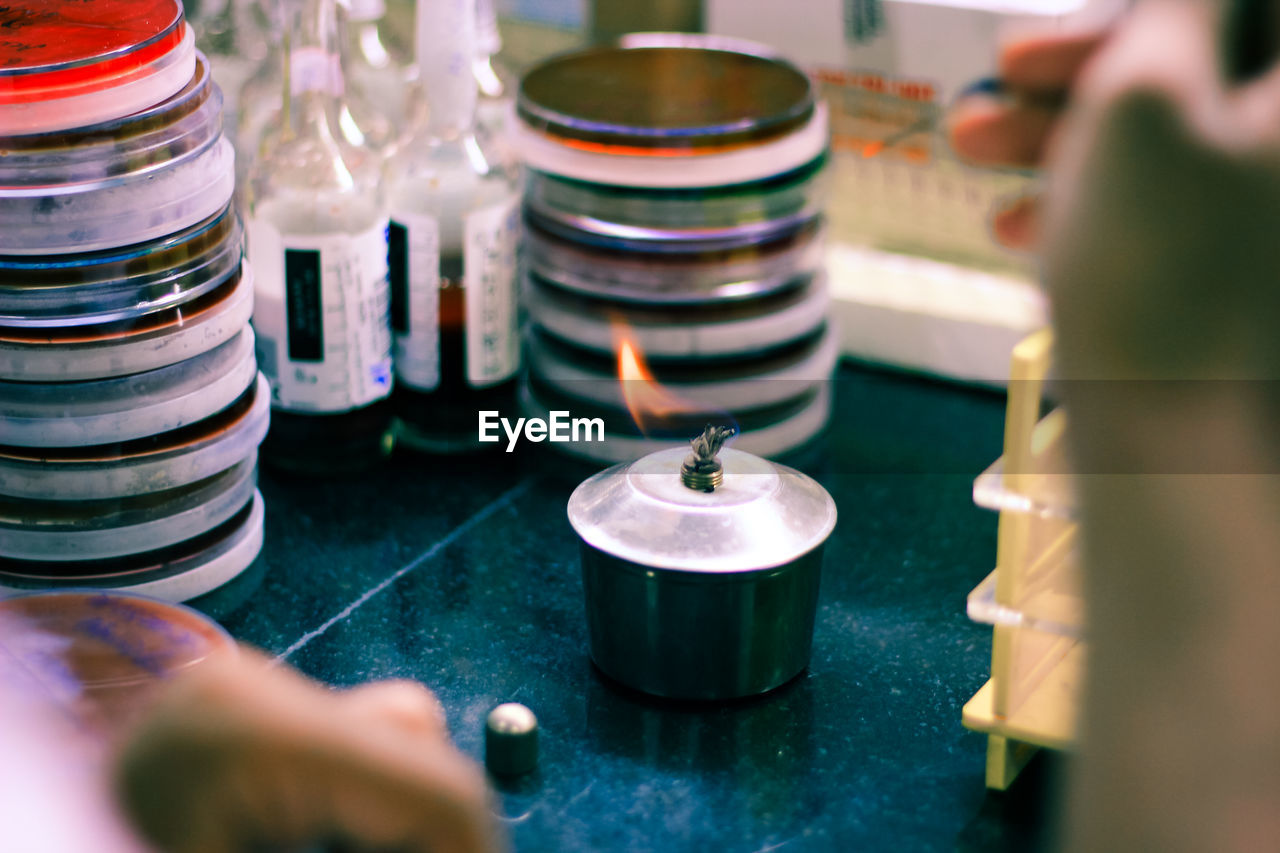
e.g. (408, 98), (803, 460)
(337, 0), (403, 152)
(233, 3), (284, 210)
(193, 0), (270, 135)
(245, 0), (394, 474)
(385, 0), (521, 453)
(473, 0), (516, 145)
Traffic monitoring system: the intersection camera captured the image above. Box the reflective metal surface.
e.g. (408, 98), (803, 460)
(569, 445), (836, 699)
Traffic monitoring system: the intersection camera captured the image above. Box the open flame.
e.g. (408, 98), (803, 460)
(617, 335), (698, 437)
(613, 320), (740, 440)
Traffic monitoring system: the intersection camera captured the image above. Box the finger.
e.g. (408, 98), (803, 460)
(948, 96), (1058, 167)
(992, 194), (1040, 250)
(340, 679), (449, 739)
(999, 30), (1110, 93)
(323, 742), (500, 853)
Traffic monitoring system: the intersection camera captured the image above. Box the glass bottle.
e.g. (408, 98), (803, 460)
(233, 2), (284, 211)
(245, 0), (394, 474)
(386, 0), (521, 453)
(336, 0), (404, 152)
(193, 0), (270, 137)
(473, 0), (515, 145)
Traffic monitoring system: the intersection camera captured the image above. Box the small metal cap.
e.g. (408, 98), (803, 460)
(485, 703), (539, 776)
(680, 424), (736, 492)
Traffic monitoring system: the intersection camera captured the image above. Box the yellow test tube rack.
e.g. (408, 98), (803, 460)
(962, 329), (1085, 789)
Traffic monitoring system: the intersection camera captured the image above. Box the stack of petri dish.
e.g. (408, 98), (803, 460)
(0, 1), (266, 604)
(513, 39), (838, 464)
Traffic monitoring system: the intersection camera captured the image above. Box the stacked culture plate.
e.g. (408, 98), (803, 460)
(513, 39), (838, 464)
(0, 0), (266, 603)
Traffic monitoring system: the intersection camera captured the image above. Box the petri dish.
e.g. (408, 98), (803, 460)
(0, 373), (270, 501)
(524, 203), (822, 255)
(525, 270), (830, 359)
(514, 42), (827, 190)
(526, 218), (823, 305)
(0, 491), (266, 603)
(520, 378), (831, 464)
(0, 328), (258, 448)
(0, 261), (254, 382)
(524, 154), (827, 235)
(0, 455), (257, 561)
(0, 201), (242, 328)
(0, 588), (235, 736)
(0, 1), (194, 136)
(0, 52), (220, 187)
(0, 133), (235, 255)
(518, 45), (813, 152)
(526, 323), (837, 413)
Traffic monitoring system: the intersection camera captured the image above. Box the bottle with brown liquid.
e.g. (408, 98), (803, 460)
(384, 0), (520, 453)
(244, 0), (394, 474)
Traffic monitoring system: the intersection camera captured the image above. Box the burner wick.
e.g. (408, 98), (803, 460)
(681, 424), (736, 492)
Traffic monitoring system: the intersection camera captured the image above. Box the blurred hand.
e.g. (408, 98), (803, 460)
(948, 31), (1108, 249)
(953, 4), (1280, 853)
(113, 650), (500, 853)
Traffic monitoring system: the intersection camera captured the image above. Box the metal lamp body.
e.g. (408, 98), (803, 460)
(582, 542), (824, 700)
(569, 446), (836, 701)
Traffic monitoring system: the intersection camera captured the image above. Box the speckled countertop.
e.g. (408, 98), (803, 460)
(210, 363), (1057, 852)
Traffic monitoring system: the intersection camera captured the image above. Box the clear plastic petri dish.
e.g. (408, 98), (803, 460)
(525, 323), (837, 413)
(0, 455), (257, 561)
(0, 587), (235, 736)
(0, 491), (265, 603)
(0, 201), (241, 328)
(526, 217), (823, 305)
(514, 44), (826, 189)
(0, 52), (220, 186)
(518, 43), (813, 152)
(524, 154), (827, 235)
(0, 328), (258, 447)
(0, 133), (234, 255)
(524, 203), (822, 255)
(0, 373), (270, 500)
(0, 261), (254, 381)
(520, 375), (831, 464)
(0, 0), (194, 136)
(525, 270), (830, 360)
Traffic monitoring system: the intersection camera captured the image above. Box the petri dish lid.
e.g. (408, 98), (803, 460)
(0, 491), (265, 603)
(0, 52), (221, 188)
(523, 373), (832, 466)
(526, 270), (830, 360)
(526, 218), (823, 305)
(0, 373), (270, 500)
(0, 261), (254, 382)
(0, 1), (193, 136)
(524, 203), (823, 255)
(0, 202), (242, 328)
(526, 323), (837, 413)
(518, 45), (813, 152)
(0, 133), (235, 256)
(0, 588), (234, 734)
(524, 154), (827, 233)
(0, 328), (257, 447)
(0, 455), (257, 561)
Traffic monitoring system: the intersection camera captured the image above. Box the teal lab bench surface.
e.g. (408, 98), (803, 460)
(213, 362), (1056, 852)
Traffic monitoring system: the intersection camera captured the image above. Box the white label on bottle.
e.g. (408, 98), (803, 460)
(389, 199), (519, 391)
(464, 198), (520, 387)
(389, 212), (441, 391)
(248, 218), (392, 413)
(290, 47), (344, 97)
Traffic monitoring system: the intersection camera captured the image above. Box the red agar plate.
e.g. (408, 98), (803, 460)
(0, 0), (192, 135)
